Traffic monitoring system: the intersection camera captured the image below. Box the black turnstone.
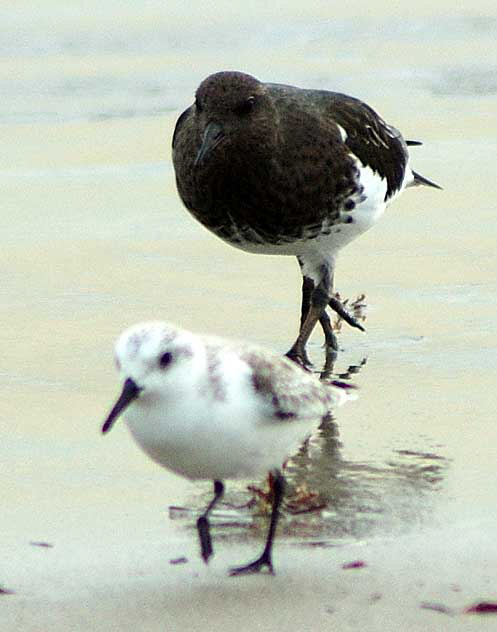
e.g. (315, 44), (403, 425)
(172, 71), (441, 365)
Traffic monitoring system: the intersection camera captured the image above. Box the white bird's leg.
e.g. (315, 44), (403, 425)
(229, 469), (285, 576)
(197, 479), (224, 564)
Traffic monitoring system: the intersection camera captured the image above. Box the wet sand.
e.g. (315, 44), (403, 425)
(2, 1), (497, 630)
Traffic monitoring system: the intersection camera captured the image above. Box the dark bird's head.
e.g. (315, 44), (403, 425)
(190, 71), (274, 167)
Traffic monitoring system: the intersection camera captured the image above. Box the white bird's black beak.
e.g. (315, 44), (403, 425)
(102, 378), (142, 434)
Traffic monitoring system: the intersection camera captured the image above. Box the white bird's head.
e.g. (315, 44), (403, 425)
(102, 322), (202, 434)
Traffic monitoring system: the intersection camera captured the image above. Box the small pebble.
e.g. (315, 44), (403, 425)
(169, 557), (188, 565)
(342, 560), (366, 570)
(465, 601), (497, 614)
(420, 602), (454, 616)
(0, 586), (15, 595)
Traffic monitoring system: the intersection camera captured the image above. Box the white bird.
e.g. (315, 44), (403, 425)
(102, 321), (355, 575)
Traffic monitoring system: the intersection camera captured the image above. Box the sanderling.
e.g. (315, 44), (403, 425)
(102, 321), (355, 575)
(172, 71), (441, 365)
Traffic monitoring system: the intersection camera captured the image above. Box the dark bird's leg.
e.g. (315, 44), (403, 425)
(319, 309), (339, 368)
(319, 307), (339, 349)
(287, 259), (364, 366)
(289, 258), (368, 367)
(287, 264), (333, 366)
(288, 276), (317, 367)
(229, 469), (285, 576)
(299, 276), (314, 328)
(299, 277), (338, 353)
(197, 479), (224, 564)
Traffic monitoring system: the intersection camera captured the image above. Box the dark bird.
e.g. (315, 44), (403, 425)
(172, 71), (441, 366)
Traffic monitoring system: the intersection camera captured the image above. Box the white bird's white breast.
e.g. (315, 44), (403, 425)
(122, 353), (316, 481)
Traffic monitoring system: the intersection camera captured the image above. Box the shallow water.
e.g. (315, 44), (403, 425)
(2, 1), (497, 628)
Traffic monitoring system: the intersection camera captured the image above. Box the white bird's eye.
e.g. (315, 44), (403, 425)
(159, 351), (173, 369)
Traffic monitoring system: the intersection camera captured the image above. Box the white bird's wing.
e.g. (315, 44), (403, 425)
(236, 345), (353, 422)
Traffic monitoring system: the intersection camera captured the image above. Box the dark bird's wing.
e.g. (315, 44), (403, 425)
(324, 92), (408, 200)
(172, 105), (193, 149)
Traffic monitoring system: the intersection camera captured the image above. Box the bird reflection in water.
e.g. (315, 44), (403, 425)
(170, 355), (448, 548)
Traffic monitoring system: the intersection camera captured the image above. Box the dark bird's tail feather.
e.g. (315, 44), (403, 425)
(406, 139), (442, 189)
(410, 170), (442, 190)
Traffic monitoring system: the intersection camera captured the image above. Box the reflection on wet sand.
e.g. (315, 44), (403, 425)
(319, 351), (367, 381)
(171, 356), (449, 550)
(284, 422), (448, 545)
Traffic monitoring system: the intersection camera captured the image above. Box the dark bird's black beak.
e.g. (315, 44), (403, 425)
(194, 122), (225, 167)
(102, 377), (142, 434)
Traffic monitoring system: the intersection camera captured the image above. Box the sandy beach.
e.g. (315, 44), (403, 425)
(2, 1), (497, 629)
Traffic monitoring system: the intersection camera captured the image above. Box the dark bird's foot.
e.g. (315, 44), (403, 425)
(285, 346), (313, 369)
(229, 550), (274, 576)
(328, 296), (365, 332)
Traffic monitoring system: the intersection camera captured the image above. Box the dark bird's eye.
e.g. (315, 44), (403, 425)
(195, 97), (202, 112)
(235, 95), (256, 115)
(159, 351), (173, 369)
